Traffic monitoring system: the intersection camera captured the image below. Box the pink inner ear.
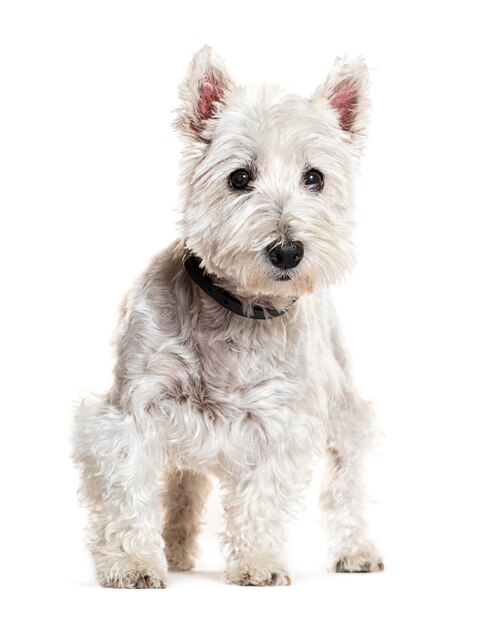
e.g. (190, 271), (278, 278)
(198, 73), (224, 122)
(330, 79), (357, 132)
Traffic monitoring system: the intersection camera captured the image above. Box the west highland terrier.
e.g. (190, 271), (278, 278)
(73, 45), (383, 588)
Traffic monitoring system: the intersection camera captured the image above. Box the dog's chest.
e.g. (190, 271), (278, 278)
(190, 324), (301, 421)
(148, 295), (336, 468)
(158, 318), (318, 469)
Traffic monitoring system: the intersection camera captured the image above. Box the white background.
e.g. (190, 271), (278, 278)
(1, 1), (478, 624)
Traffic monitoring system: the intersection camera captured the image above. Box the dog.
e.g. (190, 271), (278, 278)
(73, 45), (383, 588)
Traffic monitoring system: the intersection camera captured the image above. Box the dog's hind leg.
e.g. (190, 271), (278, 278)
(162, 469), (212, 571)
(73, 395), (168, 588)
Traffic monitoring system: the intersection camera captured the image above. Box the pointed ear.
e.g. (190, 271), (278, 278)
(312, 57), (370, 154)
(174, 45), (234, 141)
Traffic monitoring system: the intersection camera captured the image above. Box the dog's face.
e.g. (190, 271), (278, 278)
(175, 46), (370, 298)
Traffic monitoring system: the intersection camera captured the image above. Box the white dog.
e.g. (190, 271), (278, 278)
(73, 45), (383, 588)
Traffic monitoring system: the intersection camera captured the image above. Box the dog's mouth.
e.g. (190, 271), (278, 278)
(275, 271), (292, 281)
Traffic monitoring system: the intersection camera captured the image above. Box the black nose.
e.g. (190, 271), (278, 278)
(266, 240), (304, 270)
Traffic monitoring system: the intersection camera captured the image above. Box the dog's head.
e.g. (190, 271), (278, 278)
(174, 46), (370, 298)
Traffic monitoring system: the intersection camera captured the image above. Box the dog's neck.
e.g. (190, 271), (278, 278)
(183, 253), (298, 320)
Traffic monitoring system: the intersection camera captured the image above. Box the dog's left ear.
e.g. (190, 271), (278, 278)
(174, 45), (234, 142)
(312, 57), (370, 156)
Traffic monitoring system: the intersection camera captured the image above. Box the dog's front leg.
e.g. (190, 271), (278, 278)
(220, 458), (298, 586)
(74, 396), (168, 588)
(320, 393), (384, 573)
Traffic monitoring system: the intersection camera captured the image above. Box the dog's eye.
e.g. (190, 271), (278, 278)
(229, 169), (251, 191)
(304, 169), (324, 191)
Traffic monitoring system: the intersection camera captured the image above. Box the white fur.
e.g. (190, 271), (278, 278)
(73, 45), (382, 588)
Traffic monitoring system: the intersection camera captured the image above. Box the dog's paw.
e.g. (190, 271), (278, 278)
(226, 564), (291, 586)
(167, 554), (195, 572)
(334, 554), (384, 573)
(102, 571), (167, 589)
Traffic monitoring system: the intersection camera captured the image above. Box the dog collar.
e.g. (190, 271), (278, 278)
(183, 254), (296, 320)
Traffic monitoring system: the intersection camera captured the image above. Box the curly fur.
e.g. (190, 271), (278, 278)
(73, 45), (383, 588)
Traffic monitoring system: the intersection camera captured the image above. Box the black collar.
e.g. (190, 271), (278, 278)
(183, 254), (296, 320)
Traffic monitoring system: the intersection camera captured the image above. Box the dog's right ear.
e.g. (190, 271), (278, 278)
(174, 45), (234, 142)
